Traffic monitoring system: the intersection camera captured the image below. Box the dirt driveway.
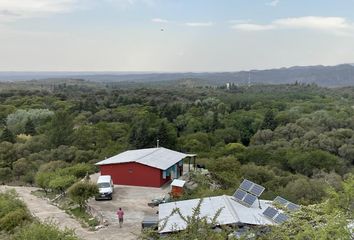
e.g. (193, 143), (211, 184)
(87, 173), (170, 239)
(0, 182), (169, 240)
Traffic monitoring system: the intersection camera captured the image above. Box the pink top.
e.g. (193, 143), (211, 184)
(117, 210), (124, 219)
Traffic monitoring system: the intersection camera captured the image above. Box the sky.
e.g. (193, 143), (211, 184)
(0, 0), (354, 72)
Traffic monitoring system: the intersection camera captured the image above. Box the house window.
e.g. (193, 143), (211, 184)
(162, 170), (166, 179)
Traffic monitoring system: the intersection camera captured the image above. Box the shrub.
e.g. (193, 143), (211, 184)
(68, 181), (98, 209)
(0, 209), (31, 232)
(49, 175), (77, 194)
(13, 222), (79, 240)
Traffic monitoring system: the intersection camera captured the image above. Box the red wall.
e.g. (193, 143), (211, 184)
(99, 162), (171, 188)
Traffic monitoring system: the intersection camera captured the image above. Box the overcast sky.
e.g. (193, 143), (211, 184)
(0, 0), (354, 71)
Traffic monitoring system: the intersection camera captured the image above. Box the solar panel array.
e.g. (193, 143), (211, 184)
(244, 193), (257, 206)
(263, 206), (278, 219)
(274, 213), (289, 224)
(233, 189), (257, 207)
(232, 179), (266, 207)
(273, 196), (300, 211)
(262, 207), (289, 224)
(239, 179), (265, 197)
(234, 189), (247, 201)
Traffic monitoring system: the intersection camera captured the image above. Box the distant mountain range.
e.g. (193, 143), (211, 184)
(1, 64), (354, 87)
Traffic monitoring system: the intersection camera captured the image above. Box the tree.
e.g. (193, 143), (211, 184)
(261, 176), (354, 240)
(6, 109), (53, 135)
(251, 129), (274, 145)
(38, 161), (69, 173)
(56, 163), (94, 179)
(157, 119), (177, 149)
(49, 175), (76, 194)
(0, 142), (17, 170)
(211, 111), (220, 132)
(0, 167), (11, 184)
(287, 150), (345, 177)
(47, 111), (74, 147)
(24, 119), (36, 135)
(261, 109), (278, 130)
(260, 205), (351, 240)
(67, 181), (98, 209)
(0, 128), (15, 143)
(281, 177), (327, 204)
(35, 172), (55, 194)
(12, 158), (35, 180)
(129, 120), (153, 148)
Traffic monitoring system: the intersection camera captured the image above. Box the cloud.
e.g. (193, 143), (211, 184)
(103, 0), (157, 9)
(267, 0), (280, 7)
(232, 23), (275, 31)
(0, 0), (77, 22)
(274, 17), (353, 31)
(0, 0), (156, 22)
(228, 19), (251, 24)
(185, 22), (214, 27)
(232, 16), (354, 35)
(152, 18), (169, 23)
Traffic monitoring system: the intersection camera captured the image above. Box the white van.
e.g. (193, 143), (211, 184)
(95, 175), (114, 200)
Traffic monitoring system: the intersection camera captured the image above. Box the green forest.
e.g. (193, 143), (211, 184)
(1, 80), (354, 238)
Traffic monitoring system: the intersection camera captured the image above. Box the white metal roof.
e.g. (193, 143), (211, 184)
(171, 179), (186, 188)
(158, 195), (275, 233)
(95, 147), (194, 170)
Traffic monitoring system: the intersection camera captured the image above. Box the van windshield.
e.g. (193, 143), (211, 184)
(98, 182), (111, 188)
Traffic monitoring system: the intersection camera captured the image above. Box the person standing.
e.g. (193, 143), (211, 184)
(117, 208), (124, 228)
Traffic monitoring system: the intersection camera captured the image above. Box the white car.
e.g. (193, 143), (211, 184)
(95, 175), (114, 200)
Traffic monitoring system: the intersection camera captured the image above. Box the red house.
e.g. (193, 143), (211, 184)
(95, 147), (195, 188)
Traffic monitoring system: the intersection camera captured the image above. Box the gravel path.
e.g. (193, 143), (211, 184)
(0, 185), (140, 240)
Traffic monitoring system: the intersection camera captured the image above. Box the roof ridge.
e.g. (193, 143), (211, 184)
(222, 195), (240, 224)
(134, 147), (162, 162)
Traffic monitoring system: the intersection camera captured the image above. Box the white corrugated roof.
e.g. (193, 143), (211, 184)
(158, 195), (275, 233)
(95, 147), (193, 170)
(171, 179), (186, 188)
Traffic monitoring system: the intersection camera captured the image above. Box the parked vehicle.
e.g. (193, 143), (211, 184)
(148, 194), (170, 207)
(95, 175), (114, 200)
(141, 215), (158, 230)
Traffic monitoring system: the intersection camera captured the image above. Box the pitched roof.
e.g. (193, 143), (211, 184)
(158, 195), (275, 233)
(95, 147), (195, 170)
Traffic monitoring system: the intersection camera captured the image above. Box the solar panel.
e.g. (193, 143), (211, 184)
(239, 179), (253, 192)
(273, 196), (288, 206)
(287, 202), (300, 211)
(233, 189), (247, 201)
(263, 207), (278, 219)
(273, 196), (300, 211)
(243, 193), (257, 206)
(274, 213), (289, 224)
(250, 184), (265, 197)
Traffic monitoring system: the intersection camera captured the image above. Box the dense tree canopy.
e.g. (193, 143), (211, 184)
(1, 81), (354, 239)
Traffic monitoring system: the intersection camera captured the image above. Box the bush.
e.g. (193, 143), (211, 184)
(57, 163), (94, 179)
(48, 175), (77, 194)
(13, 222), (79, 240)
(68, 181), (98, 209)
(35, 172), (55, 193)
(0, 190), (32, 233)
(0, 209), (31, 232)
(0, 190), (26, 219)
(0, 167), (12, 184)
